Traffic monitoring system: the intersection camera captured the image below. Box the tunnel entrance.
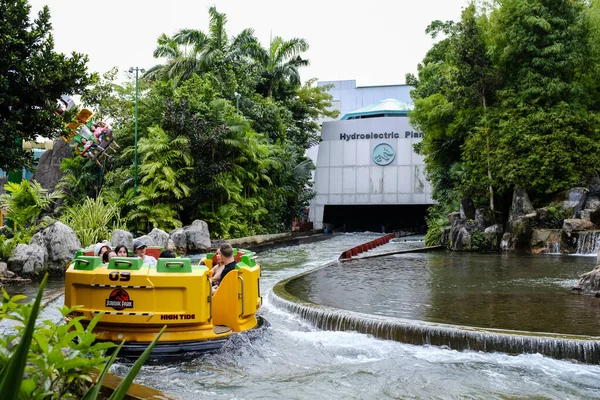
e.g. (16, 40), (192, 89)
(322, 204), (430, 233)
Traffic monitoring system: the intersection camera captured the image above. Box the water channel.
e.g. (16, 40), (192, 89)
(17, 234), (600, 398)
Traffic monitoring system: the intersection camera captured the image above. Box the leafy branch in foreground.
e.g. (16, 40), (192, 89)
(0, 274), (165, 399)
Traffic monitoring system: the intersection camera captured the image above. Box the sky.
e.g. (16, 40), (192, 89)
(28, 0), (469, 87)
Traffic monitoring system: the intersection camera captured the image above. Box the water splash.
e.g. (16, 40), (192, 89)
(272, 280), (600, 365)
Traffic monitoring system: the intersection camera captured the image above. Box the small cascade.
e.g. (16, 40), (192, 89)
(575, 231), (600, 255)
(272, 282), (600, 364)
(531, 229), (562, 254)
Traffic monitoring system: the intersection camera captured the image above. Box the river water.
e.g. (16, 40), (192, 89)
(99, 233), (600, 399)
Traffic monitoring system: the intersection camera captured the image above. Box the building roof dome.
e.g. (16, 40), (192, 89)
(341, 98), (413, 120)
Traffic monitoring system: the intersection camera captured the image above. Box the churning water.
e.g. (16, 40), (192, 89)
(8, 233), (600, 399)
(123, 234), (600, 399)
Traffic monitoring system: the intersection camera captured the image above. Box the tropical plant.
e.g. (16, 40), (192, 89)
(0, 0), (95, 171)
(410, 0), (600, 235)
(59, 196), (127, 247)
(0, 274), (166, 399)
(146, 6), (260, 83)
(122, 126), (193, 232)
(58, 155), (104, 207)
(251, 36), (309, 98)
(0, 230), (35, 261)
(0, 179), (61, 231)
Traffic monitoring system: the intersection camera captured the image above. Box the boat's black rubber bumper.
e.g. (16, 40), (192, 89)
(106, 337), (229, 361)
(104, 316), (269, 361)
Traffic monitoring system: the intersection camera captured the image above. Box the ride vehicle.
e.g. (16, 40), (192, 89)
(64, 247), (263, 359)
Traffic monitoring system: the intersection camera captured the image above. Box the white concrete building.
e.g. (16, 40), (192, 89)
(309, 81), (434, 232)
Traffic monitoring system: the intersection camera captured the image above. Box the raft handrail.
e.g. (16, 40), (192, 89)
(207, 275), (213, 321)
(238, 276), (245, 317)
(165, 261), (185, 267)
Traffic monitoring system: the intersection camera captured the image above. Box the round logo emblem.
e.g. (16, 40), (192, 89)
(372, 143), (396, 166)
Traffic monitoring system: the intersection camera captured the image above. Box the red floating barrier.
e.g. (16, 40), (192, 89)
(352, 247), (358, 256)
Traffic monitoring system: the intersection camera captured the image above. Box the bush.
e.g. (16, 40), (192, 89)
(0, 229), (35, 261)
(59, 196), (127, 247)
(470, 230), (491, 252)
(0, 274), (166, 399)
(0, 180), (61, 231)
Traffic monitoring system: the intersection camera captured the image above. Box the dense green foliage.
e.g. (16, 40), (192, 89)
(0, 275), (165, 399)
(59, 196), (126, 247)
(409, 0), (600, 228)
(0, 179), (60, 231)
(0, 0), (95, 171)
(60, 6), (337, 238)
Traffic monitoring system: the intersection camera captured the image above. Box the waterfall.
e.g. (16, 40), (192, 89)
(575, 231), (600, 255)
(272, 280), (600, 364)
(531, 229), (562, 254)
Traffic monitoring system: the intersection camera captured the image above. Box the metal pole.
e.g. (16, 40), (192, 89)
(133, 68), (139, 197)
(236, 96), (239, 112)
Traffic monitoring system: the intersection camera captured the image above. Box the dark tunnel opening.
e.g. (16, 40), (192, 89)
(322, 204), (430, 233)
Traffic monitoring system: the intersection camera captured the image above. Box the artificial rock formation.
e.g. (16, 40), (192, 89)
(7, 221), (80, 277)
(170, 220), (211, 253)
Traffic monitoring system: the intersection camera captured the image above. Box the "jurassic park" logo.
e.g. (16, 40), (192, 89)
(105, 289), (134, 310)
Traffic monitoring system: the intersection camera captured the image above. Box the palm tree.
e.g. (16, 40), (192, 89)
(252, 36), (310, 98)
(146, 7), (259, 83)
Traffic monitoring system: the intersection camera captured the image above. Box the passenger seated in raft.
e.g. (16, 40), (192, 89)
(102, 250), (117, 264)
(159, 249), (177, 258)
(210, 248), (225, 282)
(133, 239), (157, 267)
(94, 242), (111, 258)
(211, 244), (237, 294)
(114, 245), (129, 257)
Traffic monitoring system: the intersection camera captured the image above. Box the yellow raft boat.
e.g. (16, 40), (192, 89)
(64, 248), (263, 359)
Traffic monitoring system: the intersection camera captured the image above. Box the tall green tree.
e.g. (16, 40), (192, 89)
(0, 0), (94, 171)
(487, 0), (600, 197)
(146, 6), (259, 84)
(252, 36), (310, 98)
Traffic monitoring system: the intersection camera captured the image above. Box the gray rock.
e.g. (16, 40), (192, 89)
(111, 229), (133, 250)
(583, 195), (600, 213)
(135, 235), (156, 247)
(553, 187), (588, 217)
(0, 176), (6, 195)
(562, 218), (595, 233)
(445, 218), (477, 251)
(0, 262), (7, 276)
(184, 220), (211, 252)
(484, 224), (504, 250)
(589, 171), (600, 195)
(504, 216), (534, 251)
(475, 208), (495, 230)
(167, 239), (176, 251)
(448, 212), (461, 225)
(500, 232), (511, 251)
(460, 198), (476, 220)
(148, 228), (169, 249)
(509, 189), (535, 221)
(8, 244), (47, 276)
(41, 221), (81, 273)
(169, 228), (186, 252)
(530, 229), (562, 254)
(32, 140), (73, 192)
(572, 265), (600, 296)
